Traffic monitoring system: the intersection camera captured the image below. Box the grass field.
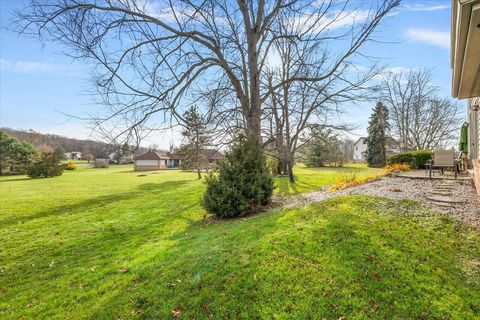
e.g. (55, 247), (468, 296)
(1, 165), (479, 319)
(275, 163), (384, 195)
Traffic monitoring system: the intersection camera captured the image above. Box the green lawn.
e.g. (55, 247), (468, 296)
(0, 166), (479, 319)
(275, 163), (384, 195)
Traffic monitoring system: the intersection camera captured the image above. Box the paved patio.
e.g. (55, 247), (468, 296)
(396, 170), (472, 180)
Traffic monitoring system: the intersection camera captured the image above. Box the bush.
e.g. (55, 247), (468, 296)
(93, 160), (110, 168)
(385, 163), (411, 175)
(0, 130), (38, 175)
(266, 156), (281, 176)
(330, 172), (384, 191)
(202, 135), (274, 218)
(27, 151), (64, 178)
(410, 150), (433, 169)
(386, 153), (415, 167)
(387, 151), (433, 169)
(65, 161), (77, 170)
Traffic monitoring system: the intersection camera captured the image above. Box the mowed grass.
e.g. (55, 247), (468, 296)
(275, 163), (384, 195)
(0, 166), (479, 319)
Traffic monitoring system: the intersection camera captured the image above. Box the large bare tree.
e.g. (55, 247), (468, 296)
(380, 69), (462, 151)
(16, 0), (399, 146)
(262, 9), (380, 182)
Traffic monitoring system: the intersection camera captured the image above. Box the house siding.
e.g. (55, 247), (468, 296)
(134, 159), (168, 171)
(467, 98), (480, 160)
(467, 98), (480, 195)
(353, 138), (367, 163)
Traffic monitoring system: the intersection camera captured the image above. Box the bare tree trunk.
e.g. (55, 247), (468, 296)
(287, 161), (295, 183)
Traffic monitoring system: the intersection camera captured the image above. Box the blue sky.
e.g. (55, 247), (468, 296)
(0, 0), (459, 148)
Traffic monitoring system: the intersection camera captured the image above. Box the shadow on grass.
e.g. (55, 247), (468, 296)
(0, 176), (31, 183)
(118, 196), (479, 319)
(1, 180), (193, 228)
(137, 180), (192, 191)
(2, 178), (203, 317)
(5, 194), (480, 319)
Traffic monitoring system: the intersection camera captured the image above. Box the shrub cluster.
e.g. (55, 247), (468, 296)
(330, 172), (384, 191)
(202, 135), (274, 218)
(65, 161), (77, 170)
(387, 150), (433, 169)
(409, 150), (434, 169)
(0, 130), (38, 175)
(27, 151), (64, 178)
(385, 163), (411, 175)
(93, 160), (110, 168)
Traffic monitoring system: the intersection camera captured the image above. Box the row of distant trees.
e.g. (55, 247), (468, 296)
(2, 128), (114, 159)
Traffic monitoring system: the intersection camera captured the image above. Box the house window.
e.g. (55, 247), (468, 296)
(165, 160), (167, 165)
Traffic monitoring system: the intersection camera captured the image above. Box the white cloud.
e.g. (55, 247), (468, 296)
(372, 66), (413, 80)
(292, 9), (371, 34)
(402, 3), (449, 12)
(387, 2), (449, 17)
(384, 66), (412, 74)
(0, 59), (81, 76)
(405, 28), (449, 49)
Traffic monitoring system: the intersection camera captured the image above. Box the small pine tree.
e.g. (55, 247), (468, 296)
(202, 135), (274, 218)
(27, 151), (64, 178)
(303, 128), (343, 167)
(53, 146), (67, 161)
(177, 106), (211, 179)
(366, 102), (389, 167)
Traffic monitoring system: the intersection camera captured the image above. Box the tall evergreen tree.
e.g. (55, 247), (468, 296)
(177, 106), (211, 179)
(366, 102), (389, 167)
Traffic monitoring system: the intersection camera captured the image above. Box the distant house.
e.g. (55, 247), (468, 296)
(353, 138), (367, 163)
(134, 148), (225, 171)
(204, 149), (225, 164)
(353, 137), (400, 164)
(108, 152), (134, 164)
(133, 149), (181, 171)
(65, 151), (82, 160)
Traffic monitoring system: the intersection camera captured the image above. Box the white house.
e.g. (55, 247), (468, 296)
(65, 151), (82, 160)
(353, 137), (367, 163)
(108, 152), (134, 164)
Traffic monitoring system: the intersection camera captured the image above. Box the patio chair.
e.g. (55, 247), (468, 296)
(426, 150), (459, 179)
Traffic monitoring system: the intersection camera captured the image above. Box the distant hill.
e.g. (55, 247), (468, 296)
(2, 128), (114, 158)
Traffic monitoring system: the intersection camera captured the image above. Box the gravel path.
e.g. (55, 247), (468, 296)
(274, 176), (480, 231)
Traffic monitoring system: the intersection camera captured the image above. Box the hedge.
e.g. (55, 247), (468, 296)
(387, 150), (433, 169)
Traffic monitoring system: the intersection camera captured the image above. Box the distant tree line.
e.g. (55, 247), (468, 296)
(2, 128), (117, 159)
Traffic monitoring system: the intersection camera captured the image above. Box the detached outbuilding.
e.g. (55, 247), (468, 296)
(134, 149), (181, 171)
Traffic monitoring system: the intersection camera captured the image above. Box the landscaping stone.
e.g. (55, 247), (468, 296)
(276, 176), (480, 231)
(431, 192), (452, 196)
(431, 201), (452, 207)
(426, 195), (463, 203)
